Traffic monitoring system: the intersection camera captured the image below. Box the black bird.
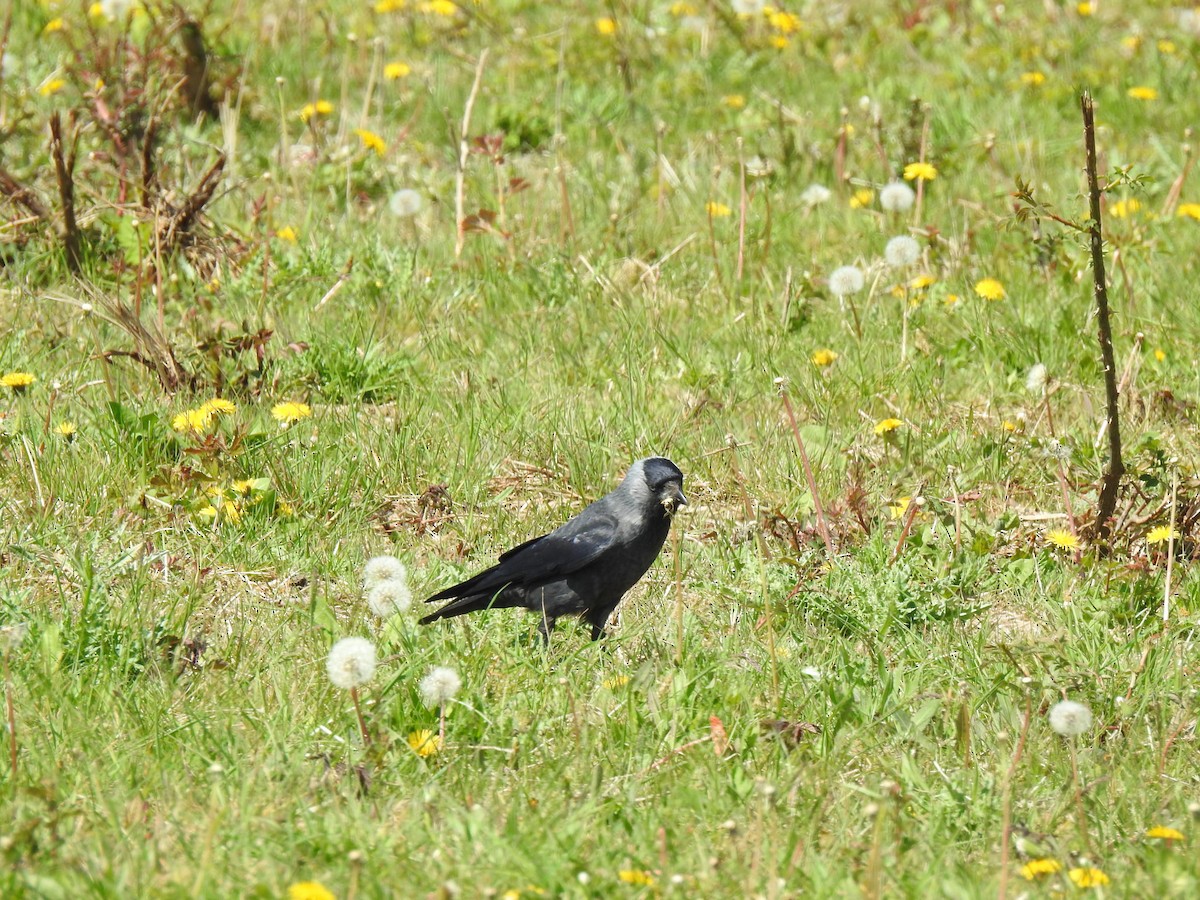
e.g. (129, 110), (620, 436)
(419, 457), (687, 641)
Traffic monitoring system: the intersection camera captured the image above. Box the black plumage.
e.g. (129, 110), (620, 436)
(419, 457), (687, 641)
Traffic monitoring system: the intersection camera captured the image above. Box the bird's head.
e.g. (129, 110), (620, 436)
(629, 456), (687, 516)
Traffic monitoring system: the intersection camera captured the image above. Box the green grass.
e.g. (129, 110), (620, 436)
(2, 1), (1199, 896)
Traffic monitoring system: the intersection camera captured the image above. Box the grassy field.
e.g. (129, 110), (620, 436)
(2, 0), (1200, 896)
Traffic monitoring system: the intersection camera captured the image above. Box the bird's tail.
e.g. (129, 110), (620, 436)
(418, 592), (516, 625)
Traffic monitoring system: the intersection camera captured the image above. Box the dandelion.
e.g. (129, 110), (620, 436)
(1146, 525), (1180, 545)
(1020, 859), (1062, 880)
(172, 408), (212, 434)
(276, 226), (298, 243)
(1076, 2), (1093, 15)
(288, 882), (335, 900)
(909, 274), (935, 290)
(731, 0), (765, 14)
(1146, 826), (1184, 841)
(1, 372), (35, 394)
(811, 349), (838, 367)
(326, 637), (377, 690)
(850, 188), (875, 209)
(1176, 203), (1200, 220)
(1154, 348), (1166, 362)
(1026, 363), (1048, 394)
(419, 666), (462, 709)
(1045, 529), (1079, 550)
(828, 265), (864, 296)
(669, 2), (697, 15)
(353, 128), (386, 156)
(874, 418), (903, 436)
(721, 94), (746, 109)
(407, 728), (442, 758)
(888, 497), (911, 520)
(384, 61), (411, 79)
(705, 201), (732, 217)
(272, 401), (312, 426)
(300, 100), (334, 122)
(884, 235), (920, 268)
(375, 0), (406, 11)
(768, 35), (790, 49)
(974, 278), (1006, 300)
(55, 422), (77, 442)
(1158, 39), (1176, 53)
(1127, 86), (1158, 101)
(1109, 198), (1140, 218)
(419, 0), (458, 14)
(602, 675), (630, 690)
(800, 184), (832, 207)
(363, 555), (407, 591)
(388, 189), (423, 217)
(1020, 72), (1046, 86)
(1048, 699), (1092, 737)
(200, 398), (236, 418)
(879, 181), (915, 212)
(1068, 868), (1109, 889)
(38, 77), (66, 96)
(768, 10), (801, 32)
(618, 870), (656, 886)
(903, 161), (937, 181)
(367, 579), (412, 618)
(43, 18), (65, 34)
(595, 17), (617, 35)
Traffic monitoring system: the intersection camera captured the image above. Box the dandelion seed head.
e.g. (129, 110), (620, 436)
(800, 183), (832, 207)
(731, 0), (765, 14)
(879, 181), (915, 212)
(884, 235), (921, 268)
(420, 665), (462, 708)
(828, 265), (865, 296)
(363, 555), (407, 592)
(389, 188), (424, 217)
(1026, 363), (1048, 394)
(1049, 699), (1093, 736)
(326, 637), (377, 690)
(367, 579), (412, 617)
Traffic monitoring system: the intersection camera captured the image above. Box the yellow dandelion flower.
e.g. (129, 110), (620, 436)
(272, 401), (313, 426)
(418, 0), (458, 15)
(849, 188), (874, 209)
(1109, 198), (1140, 218)
(768, 11), (801, 33)
(384, 61), (411, 79)
(1158, 40), (1176, 54)
(1, 372), (36, 392)
(669, 2), (697, 15)
(1068, 867), (1109, 889)
(1020, 859), (1062, 880)
(874, 418), (903, 436)
(374, 0), (406, 11)
(1175, 203), (1200, 221)
(1146, 525), (1180, 545)
(1076, 2), (1093, 14)
(231, 479), (256, 495)
(288, 882), (336, 900)
(903, 161), (937, 181)
(300, 100), (334, 122)
(407, 729), (442, 757)
(1002, 420), (1018, 433)
(353, 128), (387, 156)
(1020, 72), (1046, 86)
(1045, 529), (1079, 550)
(595, 17), (617, 35)
(888, 497), (912, 520)
(88, 2), (105, 18)
(909, 274), (935, 290)
(276, 226), (298, 243)
(1127, 86), (1158, 101)
(172, 408), (212, 434)
(43, 17), (64, 33)
(811, 348), (838, 367)
(618, 870), (656, 886)
(55, 421), (78, 441)
(1146, 826), (1185, 841)
(39, 78), (66, 96)
(1154, 348), (1166, 362)
(722, 94), (746, 109)
(602, 675), (630, 690)
(769, 35), (790, 49)
(974, 278), (1006, 300)
(706, 201), (732, 217)
(200, 398), (236, 418)
(944, 293), (961, 307)
(1121, 35), (1142, 51)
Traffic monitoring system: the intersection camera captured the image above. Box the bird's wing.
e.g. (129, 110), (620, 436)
(424, 511), (620, 602)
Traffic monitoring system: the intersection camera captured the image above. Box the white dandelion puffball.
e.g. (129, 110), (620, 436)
(732, 0), (765, 14)
(363, 555), (407, 592)
(419, 666), (462, 708)
(801, 184), (832, 207)
(884, 235), (921, 268)
(389, 188), (424, 218)
(880, 181), (916, 213)
(101, 0), (134, 19)
(1048, 700), (1093, 737)
(367, 579), (412, 618)
(326, 637), (378, 690)
(1026, 363), (1048, 395)
(828, 265), (865, 296)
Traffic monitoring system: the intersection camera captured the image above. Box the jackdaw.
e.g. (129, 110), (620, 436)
(419, 457), (687, 641)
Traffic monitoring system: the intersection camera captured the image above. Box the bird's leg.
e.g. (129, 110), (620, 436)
(537, 615), (557, 646)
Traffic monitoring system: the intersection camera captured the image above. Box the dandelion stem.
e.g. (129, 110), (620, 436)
(455, 49), (489, 259)
(350, 687), (370, 747)
(1068, 739), (1093, 855)
(997, 694), (1032, 900)
(736, 138), (747, 283)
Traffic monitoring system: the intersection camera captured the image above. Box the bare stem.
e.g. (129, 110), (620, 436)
(777, 383), (834, 557)
(998, 695), (1033, 900)
(4, 653), (16, 789)
(350, 687), (370, 747)
(455, 49), (489, 260)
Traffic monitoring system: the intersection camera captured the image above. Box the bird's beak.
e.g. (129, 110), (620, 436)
(664, 484), (688, 512)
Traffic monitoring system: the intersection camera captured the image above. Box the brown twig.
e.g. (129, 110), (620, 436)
(49, 113), (82, 273)
(1081, 91), (1124, 543)
(0, 168), (49, 219)
(454, 49), (489, 259)
(776, 380), (834, 557)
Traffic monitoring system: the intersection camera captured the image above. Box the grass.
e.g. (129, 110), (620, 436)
(2, 0), (1199, 896)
